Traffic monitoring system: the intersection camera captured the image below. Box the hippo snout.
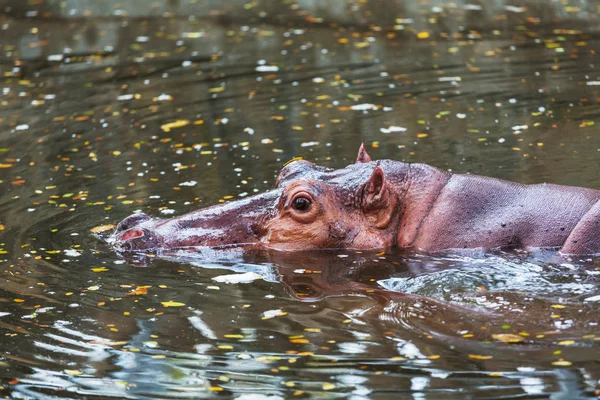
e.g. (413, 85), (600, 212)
(113, 212), (161, 252)
(114, 227), (162, 252)
(115, 212), (152, 233)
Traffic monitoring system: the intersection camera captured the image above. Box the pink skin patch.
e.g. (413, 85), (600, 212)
(119, 229), (145, 241)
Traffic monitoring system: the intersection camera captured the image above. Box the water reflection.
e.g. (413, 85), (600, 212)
(0, 0), (599, 398)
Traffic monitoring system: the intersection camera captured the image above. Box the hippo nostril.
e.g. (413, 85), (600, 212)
(120, 228), (145, 241)
(116, 213), (152, 233)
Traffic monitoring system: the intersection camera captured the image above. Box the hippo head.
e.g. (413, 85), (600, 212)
(112, 145), (407, 253)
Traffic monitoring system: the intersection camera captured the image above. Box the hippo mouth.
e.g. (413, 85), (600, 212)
(113, 227), (163, 252)
(111, 190), (280, 254)
(112, 224), (260, 254)
(109, 212), (155, 253)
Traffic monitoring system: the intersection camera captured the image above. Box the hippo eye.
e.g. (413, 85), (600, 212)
(292, 196), (311, 212)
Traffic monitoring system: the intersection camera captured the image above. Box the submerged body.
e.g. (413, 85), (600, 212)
(112, 145), (600, 256)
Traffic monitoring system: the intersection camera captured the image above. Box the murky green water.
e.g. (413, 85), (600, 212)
(0, 1), (599, 398)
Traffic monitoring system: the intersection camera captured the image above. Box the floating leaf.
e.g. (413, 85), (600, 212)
(65, 370), (84, 376)
(128, 287), (149, 296)
(161, 301), (185, 307)
(492, 334), (525, 343)
(161, 120), (190, 132)
(551, 360), (572, 367)
(469, 354), (493, 360)
(558, 340), (575, 346)
(224, 334), (244, 339)
(90, 224), (115, 233)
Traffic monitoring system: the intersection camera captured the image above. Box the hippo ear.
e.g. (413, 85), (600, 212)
(362, 166), (393, 229)
(355, 143), (372, 163)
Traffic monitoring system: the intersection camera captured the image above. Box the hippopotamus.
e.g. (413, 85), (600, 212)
(112, 144), (600, 256)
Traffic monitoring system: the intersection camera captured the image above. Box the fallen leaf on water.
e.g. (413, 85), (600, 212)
(161, 301), (185, 307)
(558, 340), (575, 346)
(90, 224), (115, 233)
(551, 360), (572, 367)
(290, 338), (309, 344)
(492, 334), (525, 343)
(261, 309), (287, 320)
(469, 354), (493, 360)
(161, 120), (190, 132)
(128, 287), (149, 295)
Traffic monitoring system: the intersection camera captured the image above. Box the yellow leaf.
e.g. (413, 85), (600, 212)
(160, 120), (190, 132)
(551, 360), (572, 367)
(90, 224), (115, 233)
(492, 334), (525, 343)
(283, 157), (303, 167)
(558, 340), (575, 346)
(224, 334), (244, 339)
(290, 339), (309, 344)
(161, 301), (185, 307)
(469, 354), (493, 360)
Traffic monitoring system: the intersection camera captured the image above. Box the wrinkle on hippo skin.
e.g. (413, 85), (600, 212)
(111, 144), (600, 256)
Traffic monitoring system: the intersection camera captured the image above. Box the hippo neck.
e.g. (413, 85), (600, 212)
(392, 162), (452, 248)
